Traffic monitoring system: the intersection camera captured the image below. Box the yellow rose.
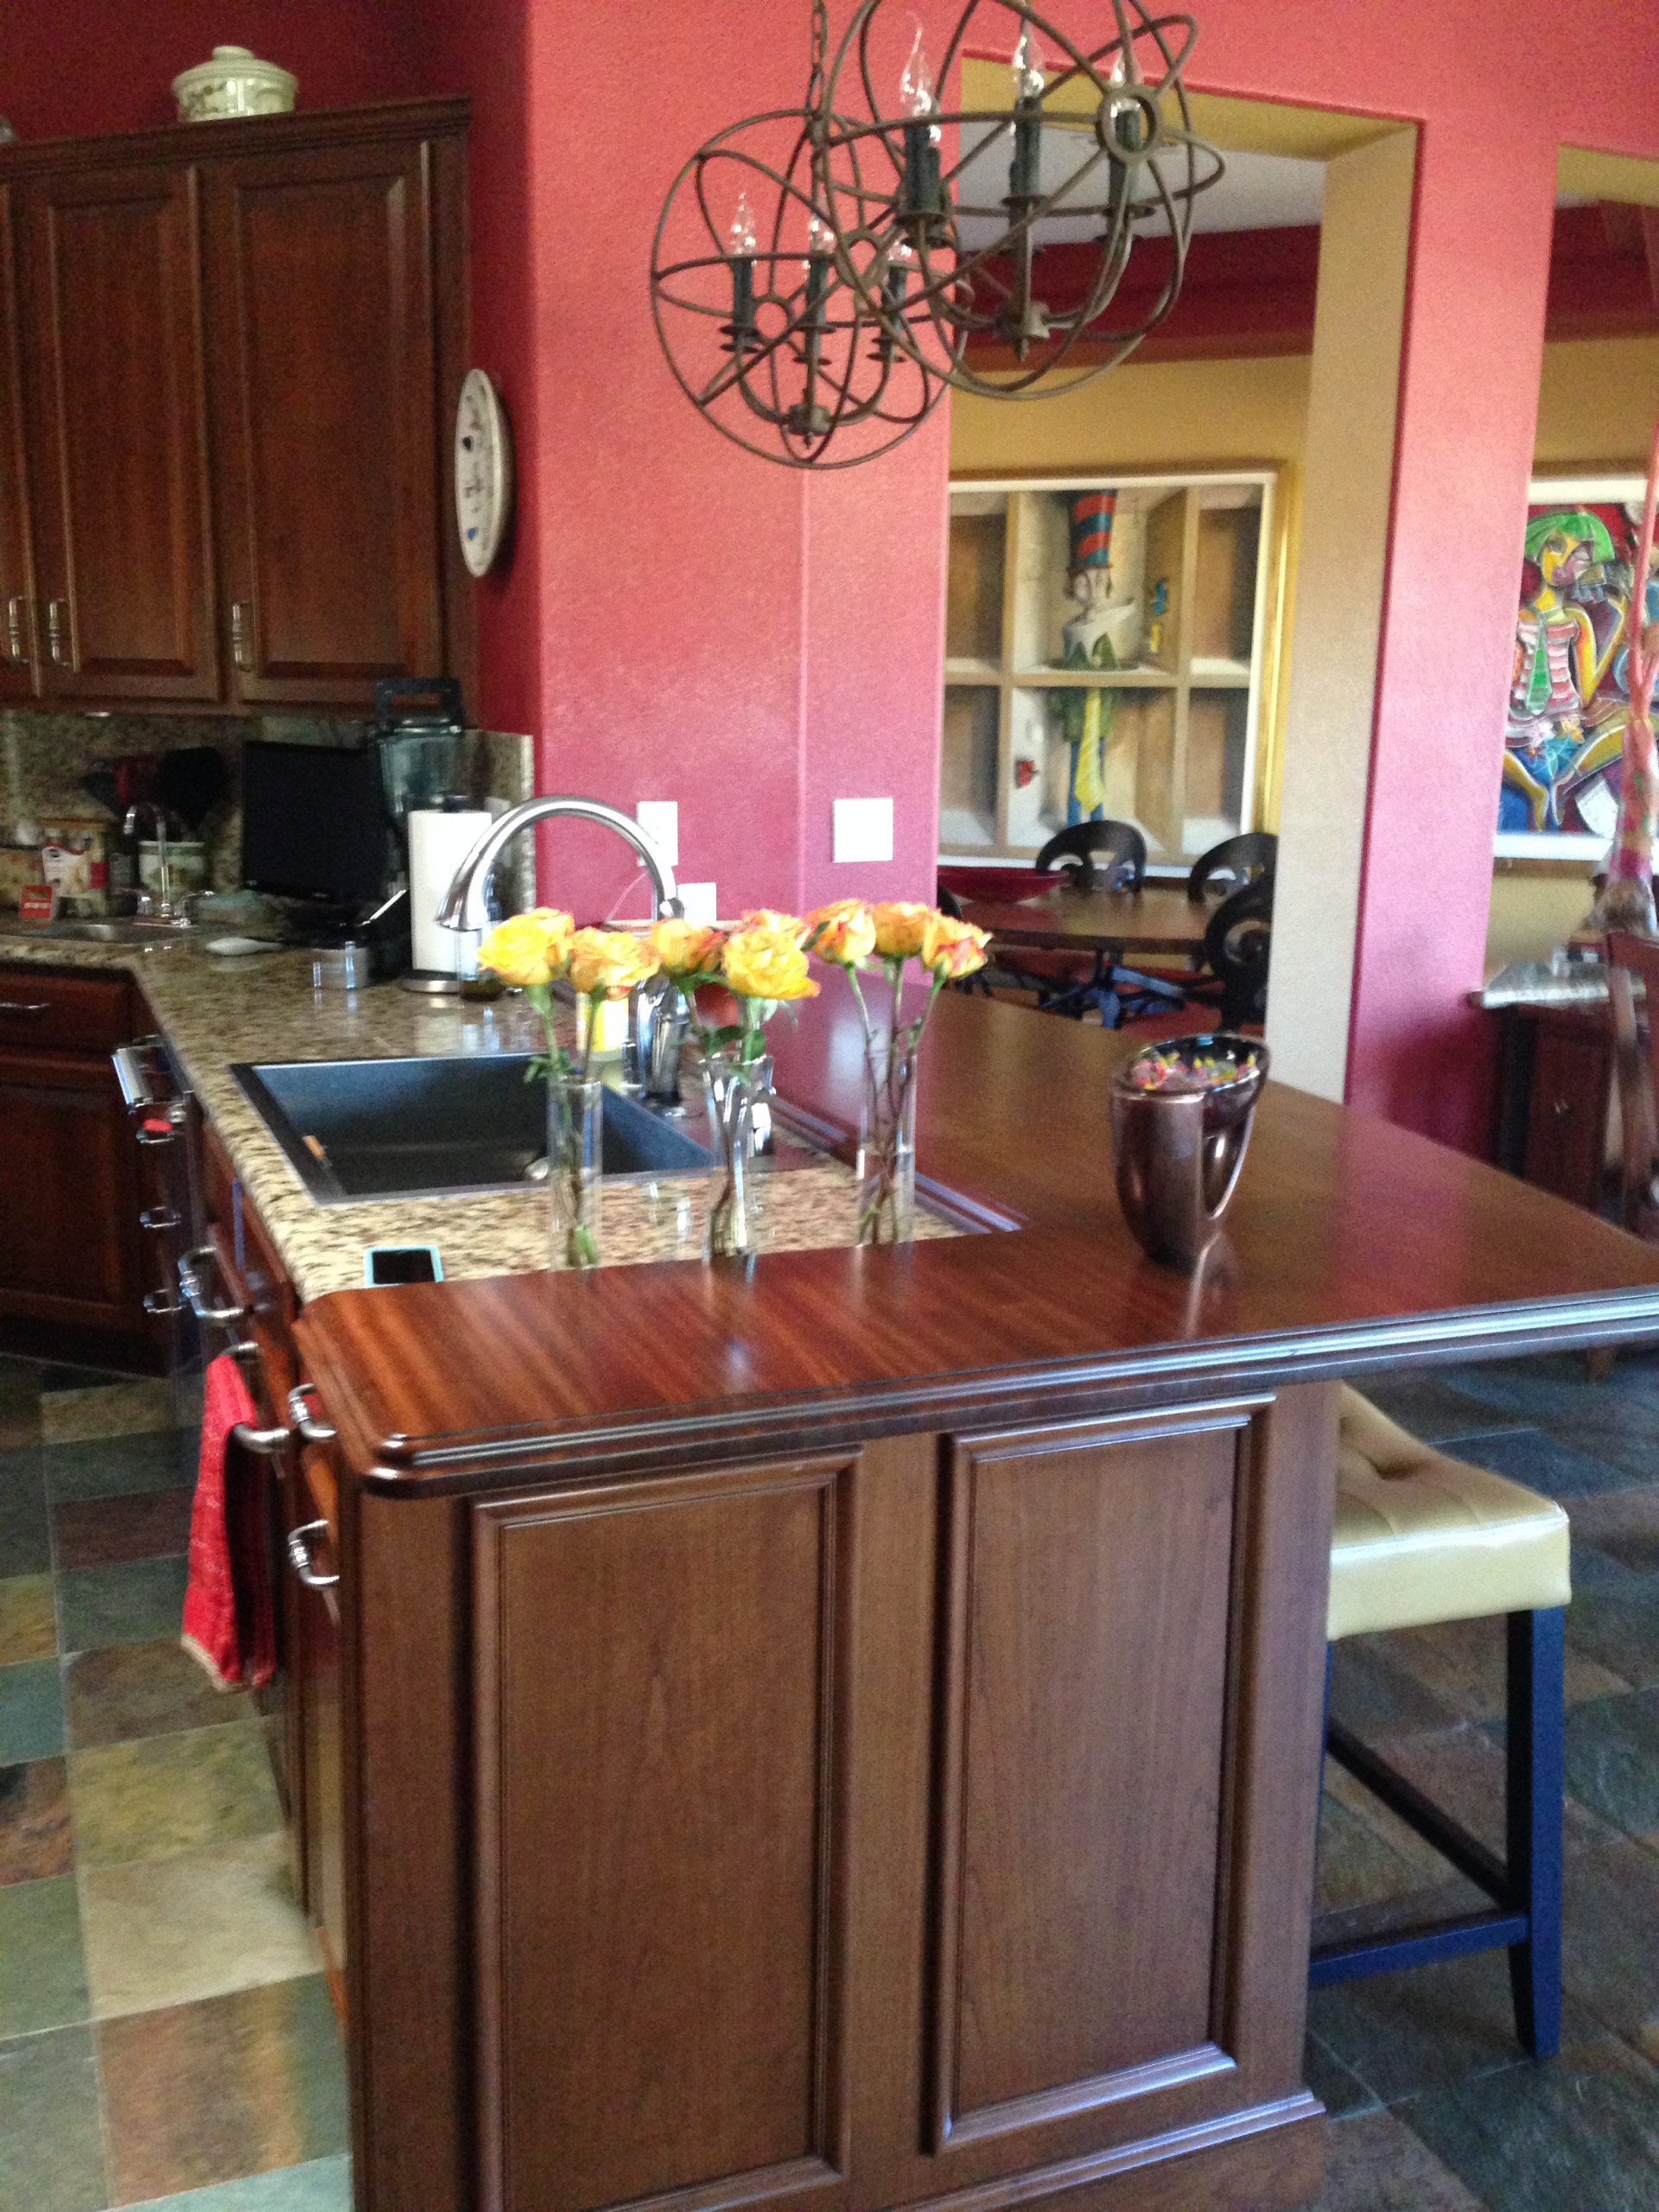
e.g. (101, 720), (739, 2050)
(478, 907), (575, 988)
(920, 911), (991, 980)
(871, 901), (931, 960)
(737, 907), (810, 944)
(806, 899), (876, 966)
(721, 923), (818, 1001)
(650, 917), (725, 977)
(566, 927), (660, 1000)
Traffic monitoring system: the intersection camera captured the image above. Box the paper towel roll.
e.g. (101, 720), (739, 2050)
(410, 809), (492, 975)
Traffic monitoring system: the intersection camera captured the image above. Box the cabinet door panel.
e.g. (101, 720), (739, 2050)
(20, 165), (219, 702)
(207, 141), (442, 707)
(0, 187), (38, 699)
(473, 1454), (858, 2212)
(0, 1046), (139, 1325)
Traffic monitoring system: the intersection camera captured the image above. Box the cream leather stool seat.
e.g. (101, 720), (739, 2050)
(1311, 1387), (1571, 2058)
(1329, 1388), (1571, 1641)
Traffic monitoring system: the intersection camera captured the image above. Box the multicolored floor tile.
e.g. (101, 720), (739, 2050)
(0, 1571), (56, 1662)
(97, 1977), (348, 2205)
(58, 1556), (190, 1655)
(0, 1873), (90, 2035)
(0, 1754), (73, 1883)
(81, 1832), (318, 2018)
(52, 1488), (194, 1571)
(0, 2024), (107, 2212)
(44, 1429), (194, 1507)
(68, 1723), (283, 1870)
(0, 1653), (67, 1762)
(64, 1640), (251, 1750)
(41, 1376), (177, 1447)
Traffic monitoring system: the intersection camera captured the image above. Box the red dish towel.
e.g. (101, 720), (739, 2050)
(182, 1352), (276, 1689)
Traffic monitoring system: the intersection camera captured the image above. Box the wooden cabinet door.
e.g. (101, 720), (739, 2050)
(17, 163), (219, 702)
(1523, 1014), (1611, 1211)
(204, 137), (444, 709)
(294, 1439), (346, 1995)
(0, 1045), (142, 1332)
(0, 187), (39, 699)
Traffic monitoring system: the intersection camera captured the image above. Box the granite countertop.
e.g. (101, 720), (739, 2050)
(0, 929), (955, 1301)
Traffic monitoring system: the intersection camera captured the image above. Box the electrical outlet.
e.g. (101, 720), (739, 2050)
(833, 797), (893, 864)
(634, 800), (679, 867)
(678, 880), (718, 926)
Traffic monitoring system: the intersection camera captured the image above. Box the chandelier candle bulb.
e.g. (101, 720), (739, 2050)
(726, 193), (759, 350)
(1007, 26), (1045, 200)
(899, 32), (944, 222)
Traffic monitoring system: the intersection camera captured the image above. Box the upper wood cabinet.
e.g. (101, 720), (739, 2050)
(0, 101), (472, 714)
(0, 188), (39, 700)
(19, 162), (219, 702)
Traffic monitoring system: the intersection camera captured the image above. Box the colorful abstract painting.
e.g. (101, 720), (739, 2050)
(1500, 477), (1659, 851)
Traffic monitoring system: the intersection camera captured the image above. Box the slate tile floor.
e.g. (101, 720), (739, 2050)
(1309, 1342), (1659, 2210)
(0, 1354), (346, 2212)
(5, 1343), (1659, 2209)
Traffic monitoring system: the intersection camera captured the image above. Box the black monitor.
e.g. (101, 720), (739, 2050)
(240, 741), (390, 909)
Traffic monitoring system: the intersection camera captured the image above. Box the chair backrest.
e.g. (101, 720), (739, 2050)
(1603, 931), (1659, 1234)
(1186, 831), (1278, 905)
(1203, 877), (1274, 1028)
(937, 864), (1046, 906)
(1033, 819), (1147, 891)
(936, 883), (964, 920)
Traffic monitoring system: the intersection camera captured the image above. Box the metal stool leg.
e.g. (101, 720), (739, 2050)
(1506, 1606), (1565, 2059)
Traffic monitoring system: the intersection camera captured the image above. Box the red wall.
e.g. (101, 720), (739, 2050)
(0, 3), (424, 141)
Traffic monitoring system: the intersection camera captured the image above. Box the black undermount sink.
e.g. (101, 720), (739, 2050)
(231, 1054), (714, 1205)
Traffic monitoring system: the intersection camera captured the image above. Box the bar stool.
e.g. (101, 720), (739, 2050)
(1312, 1387), (1572, 2056)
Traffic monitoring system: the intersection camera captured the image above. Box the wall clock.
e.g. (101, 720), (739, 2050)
(454, 369), (513, 577)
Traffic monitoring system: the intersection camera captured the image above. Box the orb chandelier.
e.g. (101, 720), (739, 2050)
(651, 0), (1224, 468)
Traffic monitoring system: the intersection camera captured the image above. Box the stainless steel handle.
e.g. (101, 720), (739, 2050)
(143, 1289), (183, 1318)
(288, 1382), (336, 1446)
(113, 1044), (162, 1113)
(287, 1519), (339, 1590)
(0, 1000), (49, 1015)
(139, 1207), (181, 1233)
(178, 1245), (250, 1328)
(46, 598), (71, 669)
(5, 595), (26, 664)
(230, 601), (251, 671)
(136, 1124), (178, 1147)
(232, 1419), (293, 1454)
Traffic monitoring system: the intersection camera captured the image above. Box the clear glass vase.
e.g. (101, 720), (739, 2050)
(857, 1034), (918, 1245)
(547, 1075), (602, 1269)
(699, 1052), (770, 1261)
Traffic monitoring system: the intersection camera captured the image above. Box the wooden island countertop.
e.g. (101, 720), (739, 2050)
(274, 986), (1659, 2212)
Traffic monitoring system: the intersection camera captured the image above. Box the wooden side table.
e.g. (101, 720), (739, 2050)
(1490, 1001), (1614, 1212)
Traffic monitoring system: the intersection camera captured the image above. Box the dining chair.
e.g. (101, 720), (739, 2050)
(1198, 876), (1274, 1029)
(1603, 930), (1659, 1239)
(1033, 818), (1147, 890)
(1313, 1388), (1569, 2058)
(1186, 830), (1277, 904)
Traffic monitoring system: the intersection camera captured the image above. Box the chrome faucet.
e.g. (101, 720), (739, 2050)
(123, 802), (191, 925)
(437, 795), (687, 1103)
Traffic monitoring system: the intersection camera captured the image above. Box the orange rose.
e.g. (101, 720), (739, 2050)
(871, 900), (931, 959)
(721, 922), (818, 1001)
(920, 911), (990, 980)
(650, 917), (725, 977)
(477, 907), (575, 988)
(806, 899), (876, 966)
(566, 927), (660, 999)
(737, 907), (811, 944)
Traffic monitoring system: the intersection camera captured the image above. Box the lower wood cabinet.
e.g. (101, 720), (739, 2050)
(0, 965), (155, 1357)
(329, 1382), (1335, 2212)
(1491, 1002), (1615, 1213)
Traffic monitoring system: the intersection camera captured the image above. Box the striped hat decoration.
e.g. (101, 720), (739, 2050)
(1069, 490), (1116, 571)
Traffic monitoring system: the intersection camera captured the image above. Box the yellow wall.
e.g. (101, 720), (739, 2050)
(951, 330), (1659, 970)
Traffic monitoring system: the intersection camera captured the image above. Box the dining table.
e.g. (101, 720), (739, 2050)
(955, 879), (1213, 961)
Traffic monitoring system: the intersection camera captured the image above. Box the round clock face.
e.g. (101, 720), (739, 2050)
(454, 368), (513, 577)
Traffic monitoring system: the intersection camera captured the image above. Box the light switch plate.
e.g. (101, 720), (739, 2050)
(678, 880), (718, 926)
(635, 800), (679, 868)
(833, 797), (893, 864)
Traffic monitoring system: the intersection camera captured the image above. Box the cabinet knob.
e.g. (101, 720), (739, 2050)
(5, 596), (28, 664)
(1552, 1097), (1574, 1120)
(230, 601), (253, 671)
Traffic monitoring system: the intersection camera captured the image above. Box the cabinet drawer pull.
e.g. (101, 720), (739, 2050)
(5, 596), (27, 664)
(288, 1382), (336, 1446)
(178, 1245), (250, 1327)
(287, 1519), (339, 1589)
(143, 1289), (183, 1318)
(139, 1207), (181, 1233)
(230, 601), (252, 671)
(136, 1122), (178, 1147)
(46, 598), (72, 668)
(0, 1000), (49, 1014)
(232, 1417), (293, 1455)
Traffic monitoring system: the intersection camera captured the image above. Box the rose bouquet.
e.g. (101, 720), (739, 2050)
(804, 899), (989, 1244)
(652, 911), (817, 1259)
(477, 908), (659, 1268)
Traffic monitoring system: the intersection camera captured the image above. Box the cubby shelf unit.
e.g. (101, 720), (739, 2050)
(941, 471), (1277, 867)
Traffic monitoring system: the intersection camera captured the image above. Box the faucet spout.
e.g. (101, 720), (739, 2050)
(436, 795), (680, 934)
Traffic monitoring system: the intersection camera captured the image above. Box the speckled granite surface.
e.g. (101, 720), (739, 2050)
(0, 929), (956, 1302)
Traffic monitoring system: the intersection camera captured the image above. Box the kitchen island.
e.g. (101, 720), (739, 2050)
(10, 930), (1659, 2212)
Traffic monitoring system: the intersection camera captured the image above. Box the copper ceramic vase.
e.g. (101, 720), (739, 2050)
(1109, 1035), (1268, 1270)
